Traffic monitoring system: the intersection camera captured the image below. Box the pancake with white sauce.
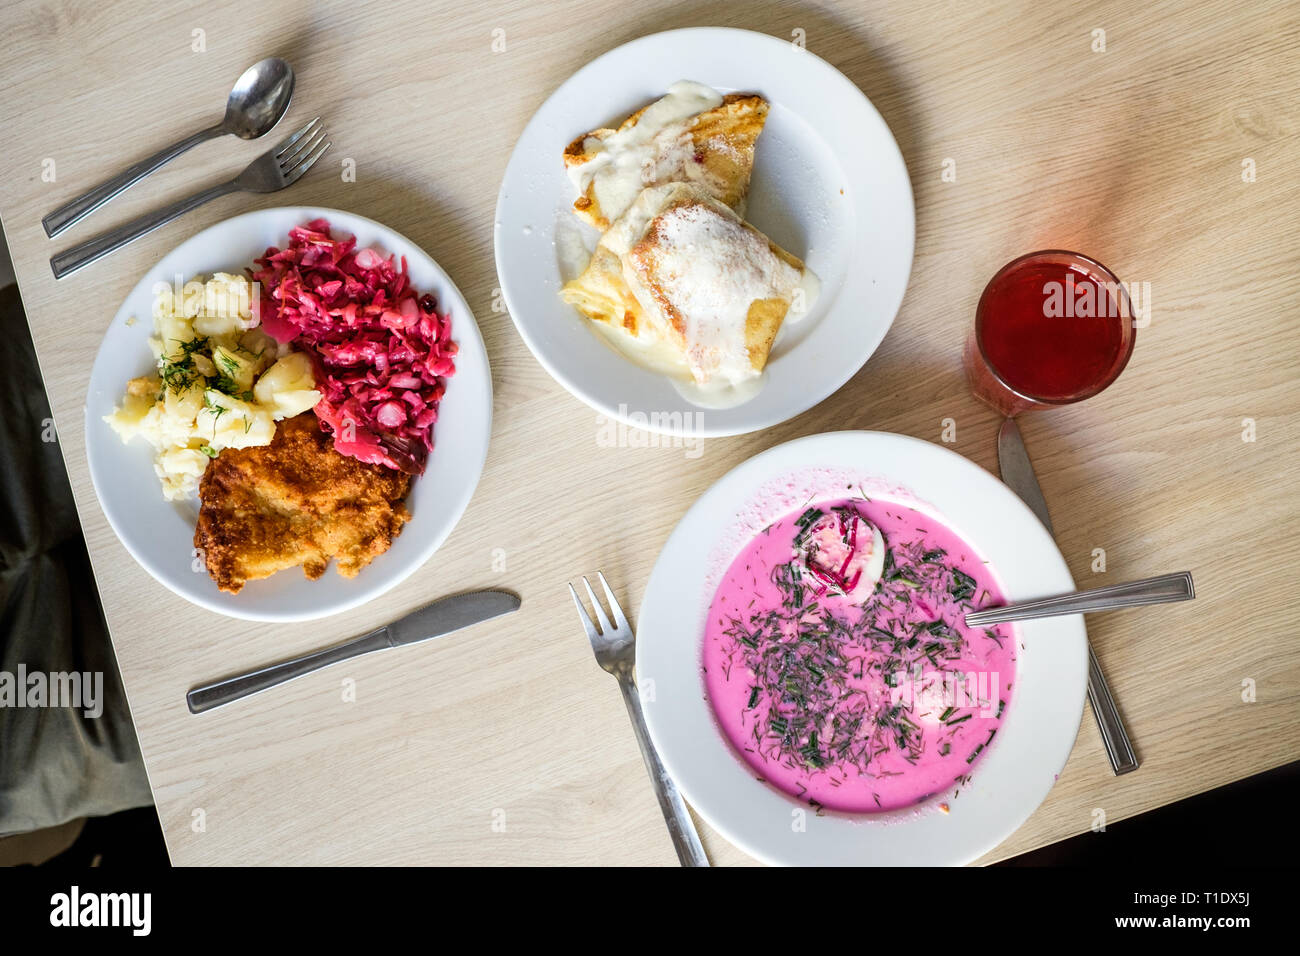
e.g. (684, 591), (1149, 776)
(563, 81), (768, 230)
(600, 183), (816, 386)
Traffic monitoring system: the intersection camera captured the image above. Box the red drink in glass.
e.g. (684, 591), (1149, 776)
(965, 251), (1135, 416)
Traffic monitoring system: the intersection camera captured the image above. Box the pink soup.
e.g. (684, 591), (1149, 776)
(702, 497), (1018, 813)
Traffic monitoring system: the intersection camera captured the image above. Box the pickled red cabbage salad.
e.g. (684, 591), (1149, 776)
(252, 219), (457, 474)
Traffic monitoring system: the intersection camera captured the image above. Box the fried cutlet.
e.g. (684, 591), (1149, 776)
(195, 413), (412, 593)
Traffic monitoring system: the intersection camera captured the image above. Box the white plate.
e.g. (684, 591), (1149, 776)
(85, 207), (491, 622)
(494, 28), (914, 436)
(636, 432), (1088, 865)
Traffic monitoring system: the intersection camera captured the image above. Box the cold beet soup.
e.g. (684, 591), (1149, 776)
(702, 496), (1018, 813)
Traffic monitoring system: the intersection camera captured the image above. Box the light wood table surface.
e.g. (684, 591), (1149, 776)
(1, 0), (1296, 865)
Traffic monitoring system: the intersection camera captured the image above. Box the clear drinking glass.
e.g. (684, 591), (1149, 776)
(964, 250), (1136, 416)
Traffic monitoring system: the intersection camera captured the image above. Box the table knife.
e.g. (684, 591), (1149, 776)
(187, 590), (520, 714)
(997, 418), (1140, 775)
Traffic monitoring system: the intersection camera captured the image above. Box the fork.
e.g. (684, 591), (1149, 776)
(51, 117), (330, 279)
(569, 572), (709, 867)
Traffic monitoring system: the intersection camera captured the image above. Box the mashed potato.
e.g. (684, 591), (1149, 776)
(106, 273), (321, 500)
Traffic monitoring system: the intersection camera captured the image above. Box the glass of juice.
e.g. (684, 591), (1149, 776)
(964, 250), (1136, 416)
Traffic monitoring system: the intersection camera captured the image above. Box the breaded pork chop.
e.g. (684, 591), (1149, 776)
(195, 413), (412, 593)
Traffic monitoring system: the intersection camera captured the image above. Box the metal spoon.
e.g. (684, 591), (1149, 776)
(965, 571), (1195, 626)
(41, 57), (294, 238)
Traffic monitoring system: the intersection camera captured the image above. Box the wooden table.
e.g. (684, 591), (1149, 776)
(1, 0), (1296, 866)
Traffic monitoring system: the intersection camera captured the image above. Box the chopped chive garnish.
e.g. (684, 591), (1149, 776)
(714, 498), (1012, 799)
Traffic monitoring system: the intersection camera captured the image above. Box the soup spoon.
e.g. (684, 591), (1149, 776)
(41, 57), (295, 238)
(965, 571), (1194, 626)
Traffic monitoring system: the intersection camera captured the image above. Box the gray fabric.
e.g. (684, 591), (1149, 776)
(0, 284), (152, 835)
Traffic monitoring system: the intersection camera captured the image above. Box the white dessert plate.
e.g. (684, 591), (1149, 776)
(495, 27), (914, 436)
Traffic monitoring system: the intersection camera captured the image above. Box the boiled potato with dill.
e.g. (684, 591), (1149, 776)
(106, 273), (322, 500)
(253, 351), (321, 420)
(195, 391), (275, 449)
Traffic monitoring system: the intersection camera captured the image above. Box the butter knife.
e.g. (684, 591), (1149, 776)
(997, 418), (1139, 775)
(187, 590), (520, 714)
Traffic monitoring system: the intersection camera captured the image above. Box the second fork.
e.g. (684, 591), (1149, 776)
(569, 572), (709, 867)
(51, 117), (330, 279)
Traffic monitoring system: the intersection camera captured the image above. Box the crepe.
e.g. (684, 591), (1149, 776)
(558, 244), (646, 336)
(572, 182), (811, 386)
(563, 82), (768, 231)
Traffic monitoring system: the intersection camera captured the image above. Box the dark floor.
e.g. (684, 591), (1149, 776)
(999, 757), (1299, 866)
(40, 807), (170, 868)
